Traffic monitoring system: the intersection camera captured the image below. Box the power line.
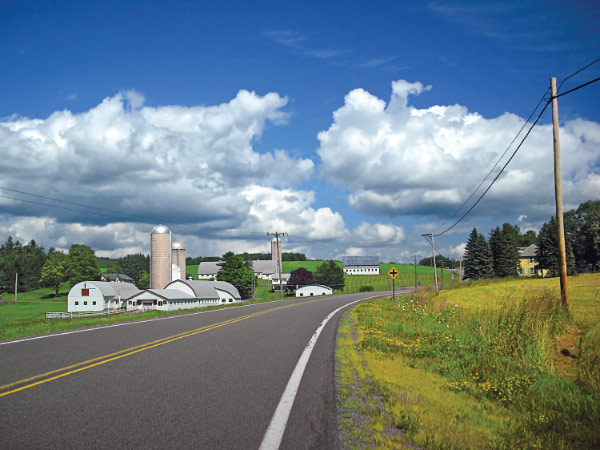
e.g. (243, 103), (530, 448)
(431, 89), (550, 234)
(432, 74), (599, 238)
(557, 56), (600, 93)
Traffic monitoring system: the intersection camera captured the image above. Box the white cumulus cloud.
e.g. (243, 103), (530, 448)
(317, 80), (600, 222)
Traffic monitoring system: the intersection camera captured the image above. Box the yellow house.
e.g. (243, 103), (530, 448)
(517, 244), (547, 277)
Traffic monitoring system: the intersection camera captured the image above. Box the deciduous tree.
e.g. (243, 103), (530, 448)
(313, 260), (344, 290)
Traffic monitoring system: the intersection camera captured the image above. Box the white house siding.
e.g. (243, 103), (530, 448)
(296, 285), (333, 297)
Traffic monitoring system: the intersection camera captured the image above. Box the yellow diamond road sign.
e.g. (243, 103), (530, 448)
(388, 267), (399, 279)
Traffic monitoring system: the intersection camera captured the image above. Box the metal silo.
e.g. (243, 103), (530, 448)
(151, 225), (171, 289)
(172, 241), (186, 281)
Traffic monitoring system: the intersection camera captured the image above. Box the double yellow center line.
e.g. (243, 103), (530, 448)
(0, 298), (327, 398)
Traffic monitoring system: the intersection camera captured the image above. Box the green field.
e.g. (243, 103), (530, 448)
(336, 273), (600, 449)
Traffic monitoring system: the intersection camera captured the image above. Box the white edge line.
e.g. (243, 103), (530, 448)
(259, 295), (380, 450)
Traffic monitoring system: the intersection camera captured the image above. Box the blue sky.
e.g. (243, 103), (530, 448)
(1, 0), (599, 262)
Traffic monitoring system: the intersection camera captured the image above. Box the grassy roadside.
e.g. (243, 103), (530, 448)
(336, 274), (600, 449)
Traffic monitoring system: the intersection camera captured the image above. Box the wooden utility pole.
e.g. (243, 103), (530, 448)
(422, 234), (439, 294)
(14, 272), (18, 303)
(413, 254), (418, 291)
(550, 77), (570, 310)
(267, 231), (287, 299)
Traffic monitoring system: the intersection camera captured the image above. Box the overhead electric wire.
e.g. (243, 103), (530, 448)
(0, 186), (170, 225)
(557, 56), (600, 93)
(432, 72), (599, 238)
(431, 89), (550, 234)
(433, 100), (551, 237)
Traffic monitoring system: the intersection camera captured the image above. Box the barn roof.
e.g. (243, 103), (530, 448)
(166, 279), (241, 300)
(77, 281), (140, 300)
(197, 261), (224, 275)
(342, 256), (379, 267)
(251, 260), (277, 274)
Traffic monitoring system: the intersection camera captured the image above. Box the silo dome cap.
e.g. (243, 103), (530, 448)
(172, 241), (185, 249)
(152, 224), (170, 234)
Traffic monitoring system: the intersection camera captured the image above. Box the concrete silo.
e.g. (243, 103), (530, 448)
(172, 241), (186, 281)
(151, 225), (171, 289)
(271, 239), (283, 263)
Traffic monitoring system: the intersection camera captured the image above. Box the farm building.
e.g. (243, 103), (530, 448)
(124, 280), (241, 311)
(342, 256), (380, 275)
(296, 285), (333, 297)
(197, 259), (280, 280)
(197, 261), (224, 280)
(252, 260), (278, 279)
(100, 273), (135, 283)
(68, 281), (141, 312)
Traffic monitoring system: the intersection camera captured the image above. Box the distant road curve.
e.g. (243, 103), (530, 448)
(0, 289), (410, 449)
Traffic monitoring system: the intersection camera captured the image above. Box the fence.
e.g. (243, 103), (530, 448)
(45, 310), (127, 319)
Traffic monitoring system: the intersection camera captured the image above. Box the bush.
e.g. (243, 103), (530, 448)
(359, 285), (374, 292)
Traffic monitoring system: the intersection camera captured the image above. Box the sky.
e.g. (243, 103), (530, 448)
(1, 0), (599, 263)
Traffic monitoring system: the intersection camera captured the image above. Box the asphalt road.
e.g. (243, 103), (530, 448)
(0, 290), (409, 449)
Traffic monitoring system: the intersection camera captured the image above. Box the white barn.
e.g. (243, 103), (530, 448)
(68, 281), (141, 312)
(296, 285), (333, 297)
(125, 280), (242, 311)
(342, 256), (380, 275)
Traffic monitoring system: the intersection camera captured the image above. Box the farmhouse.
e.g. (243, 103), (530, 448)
(296, 285), (333, 297)
(68, 281), (141, 312)
(342, 256), (380, 275)
(517, 244), (547, 277)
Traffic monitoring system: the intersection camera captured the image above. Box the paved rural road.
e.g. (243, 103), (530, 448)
(0, 290), (409, 449)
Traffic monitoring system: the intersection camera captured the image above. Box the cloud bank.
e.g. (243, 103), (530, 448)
(317, 80), (600, 222)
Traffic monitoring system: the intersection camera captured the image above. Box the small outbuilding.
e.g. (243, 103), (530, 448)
(296, 285), (333, 297)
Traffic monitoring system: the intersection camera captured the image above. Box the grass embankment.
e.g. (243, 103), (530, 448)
(336, 274), (600, 449)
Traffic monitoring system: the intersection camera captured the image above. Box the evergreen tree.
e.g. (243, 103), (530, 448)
(490, 224), (519, 277)
(216, 252), (256, 299)
(536, 216), (576, 277)
(118, 253), (149, 283)
(464, 228), (493, 280)
(40, 250), (71, 297)
(68, 244), (101, 286)
(313, 260), (345, 290)
(518, 230), (537, 247)
(572, 200), (600, 271)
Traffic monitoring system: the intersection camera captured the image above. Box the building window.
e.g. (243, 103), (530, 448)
(84, 301), (88, 305)
(529, 268), (536, 275)
(81, 288), (89, 296)
(529, 257), (535, 263)
(92, 301), (96, 305)
(158, 301), (163, 306)
(75, 301), (79, 305)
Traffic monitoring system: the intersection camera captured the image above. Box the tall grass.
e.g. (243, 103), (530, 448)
(338, 277), (600, 449)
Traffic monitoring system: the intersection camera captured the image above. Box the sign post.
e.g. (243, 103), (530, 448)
(388, 267), (399, 300)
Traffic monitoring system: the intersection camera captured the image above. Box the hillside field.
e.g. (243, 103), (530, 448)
(336, 273), (600, 449)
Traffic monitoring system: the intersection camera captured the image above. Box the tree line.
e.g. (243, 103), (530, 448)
(186, 252), (307, 265)
(464, 200), (600, 280)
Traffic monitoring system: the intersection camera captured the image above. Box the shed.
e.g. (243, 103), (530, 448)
(296, 285), (333, 297)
